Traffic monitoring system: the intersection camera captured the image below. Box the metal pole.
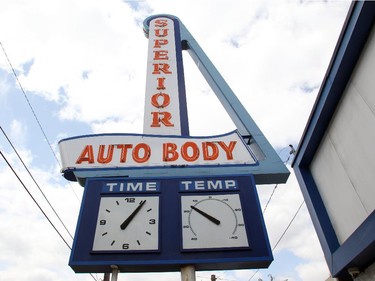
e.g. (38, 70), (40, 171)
(103, 273), (110, 281)
(181, 265), (196, 281)
(110, 265), (119, 281)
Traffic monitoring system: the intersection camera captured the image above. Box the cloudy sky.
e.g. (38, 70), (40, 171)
(0, 0), (352, 280)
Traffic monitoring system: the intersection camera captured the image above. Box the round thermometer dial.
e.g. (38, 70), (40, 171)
(181, 194), (249, 250)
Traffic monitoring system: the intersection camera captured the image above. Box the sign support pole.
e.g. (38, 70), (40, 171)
(103, 273), (110, 281)
(181, 265), (196, 281)
(110, 265), (119, 281)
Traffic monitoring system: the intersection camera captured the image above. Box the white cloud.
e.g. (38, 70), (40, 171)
(0, 73), (11, 98)
(90, 116), (144, 134)
(296, 260), (331, 281)
(1, 0), (149, 125)
(0, 0), (352, 280)
(9, 119), (28, 147)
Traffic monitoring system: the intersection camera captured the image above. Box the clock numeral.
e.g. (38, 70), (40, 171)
(183, 225), (190, 229)
(125, 198), (135, 203)
(235, 208), (242, 211)
(230, 236), (238, 239)
(100, 220), (106, 225)
(149, 219), (156, 224)
(122, 243), (130, 249)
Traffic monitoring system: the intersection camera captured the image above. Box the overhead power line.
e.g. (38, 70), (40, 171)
(0, 43), (98, 280)
(262, 145), (295, 214)
(248, 145), (302, 281)
(0, 126), (74, 240)
(272, 200), (305, 251)
(248, 200), (305, 281)
(0, 41), (80, 201)
(0, 149), (99, 281)
(0, 150), (72, 249)
(262, 184), (278, 214)
(0, 42), (61, 166)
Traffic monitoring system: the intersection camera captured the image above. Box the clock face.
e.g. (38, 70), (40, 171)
(92, 196), (159, 252)
(181, 194), (249, 250)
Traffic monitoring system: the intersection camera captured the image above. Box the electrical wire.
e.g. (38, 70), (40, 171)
(0, 126), (74, 240)
(262, 145), (295, 214)
(0, 150), (72, 249)
(0, 41), (80, 201)
(0, 42), (61, 166)
(262, 184), (278, 214)
(0, 151), (99, 281)
(247, 269), (259, 281)
(203, 145), (298, 281)
(247, 201), (305, 281)
(0, 42), (98, 281)
(248, 145), (301, 281)
(272, 200), (304, 251)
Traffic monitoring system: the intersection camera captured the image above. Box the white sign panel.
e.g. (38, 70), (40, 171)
(143, 17), (182, 135)
(59, 131), (257, 171)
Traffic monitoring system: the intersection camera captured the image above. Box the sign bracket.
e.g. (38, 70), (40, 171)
(144, 15), (289, 184)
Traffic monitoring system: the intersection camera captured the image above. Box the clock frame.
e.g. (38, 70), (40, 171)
(181, 193), (249, 250)
(92, 195), (160, 252)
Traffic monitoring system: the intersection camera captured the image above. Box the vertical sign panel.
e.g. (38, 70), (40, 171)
(143, 17), (188, 136)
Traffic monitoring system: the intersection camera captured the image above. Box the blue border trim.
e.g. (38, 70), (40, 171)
(66, 165), (261, 186)
(59, 129), (239, 144)
(172, 17), (190, 136)
(333, 211), (375, 275)
(293, 2), (375, 278)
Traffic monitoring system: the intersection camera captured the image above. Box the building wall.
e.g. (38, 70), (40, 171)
(309, 23), (375, 245)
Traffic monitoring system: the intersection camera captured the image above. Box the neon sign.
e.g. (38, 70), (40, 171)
(59, 131), (257, 170)
(143, 17), (188, 135)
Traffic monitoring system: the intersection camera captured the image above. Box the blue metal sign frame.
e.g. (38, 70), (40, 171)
(69, 175), (272, 273)
(293, 2), (375, 278)
(143, 14), (289, 185)
(60, 15), (289, 186)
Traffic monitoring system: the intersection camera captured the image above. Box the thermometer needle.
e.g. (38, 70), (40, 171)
(190, 205), (220, 225)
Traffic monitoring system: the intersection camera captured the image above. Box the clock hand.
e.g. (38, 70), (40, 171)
(120, 200), (146, 230)
(190, 205), (220, 225)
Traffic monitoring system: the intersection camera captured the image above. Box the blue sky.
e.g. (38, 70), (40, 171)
(0, 1), (351, 280)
